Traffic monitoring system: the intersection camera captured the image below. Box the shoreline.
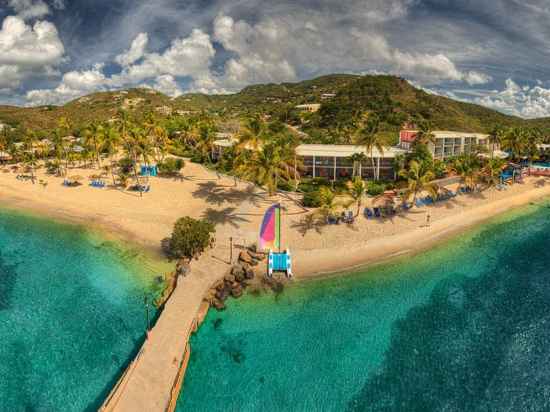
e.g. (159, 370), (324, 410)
(290, 184), (550, 280)
(2, 174), (550, 281)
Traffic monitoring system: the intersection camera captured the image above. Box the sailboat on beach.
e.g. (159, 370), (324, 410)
(259, 204), (292, 278)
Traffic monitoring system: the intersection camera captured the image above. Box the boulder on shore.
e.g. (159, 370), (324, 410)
(239, 250), (253, 264)
(243, 264), (255, 279)
(216, 289), (228, 301)
(231, 285), (243, 298)
(249, 251), (266, 262)
(231, 264), (245, 277)
(212, 298), (226, 311)
(224, 273), (236, 283)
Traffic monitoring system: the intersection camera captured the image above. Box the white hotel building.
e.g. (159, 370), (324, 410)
(212, 128), (493, 182)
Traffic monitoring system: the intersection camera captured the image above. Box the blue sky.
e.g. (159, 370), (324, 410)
(2, 0), (550, 118)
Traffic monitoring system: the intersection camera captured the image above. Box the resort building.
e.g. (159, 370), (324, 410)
(296, 144), (407, 181)
(212, 133), (237, 161)
(399, 128), (490, 160)
(295, 104), (321, 113)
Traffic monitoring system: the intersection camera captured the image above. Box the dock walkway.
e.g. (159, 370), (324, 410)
(100, 256), (227, 412)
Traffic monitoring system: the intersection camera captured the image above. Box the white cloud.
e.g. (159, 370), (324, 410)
(115, 32), (148, 67)
(7, 0), (50, 20)
(0, 16), (64, 66)
(22, 1), (493, 106)
(26, 64), (108, 105)
(151, 75), (183, 98)
(475, 78), (550, 118)
(211, 12), (491, 91)
(26, 29), (216, 105)
(0, 15), (64, 90)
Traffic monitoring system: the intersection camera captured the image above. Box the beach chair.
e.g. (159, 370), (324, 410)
(365, 208), (373, 219)
(345, 210), (354, 224)
(374, 207), (381, 218)
(415, 198), (424, 208)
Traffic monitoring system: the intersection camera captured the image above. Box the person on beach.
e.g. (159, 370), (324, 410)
(426, 212), (431, 227)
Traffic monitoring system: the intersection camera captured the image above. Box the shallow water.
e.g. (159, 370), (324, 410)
(0, 209), (159, 411)
(178, 202), (550, 411)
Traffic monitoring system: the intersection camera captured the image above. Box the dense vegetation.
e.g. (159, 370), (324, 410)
(4, 74), (550, 143)
(165, 217), (216, 260)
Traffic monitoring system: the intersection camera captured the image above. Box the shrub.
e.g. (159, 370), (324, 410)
(277, 180), (294, 192)
(367, 181), (385, 196)
(302, 191), (322, 208)
(190, 152), (205, 164)
(165, 217), (216, 260)
(158, 158), (184, 176)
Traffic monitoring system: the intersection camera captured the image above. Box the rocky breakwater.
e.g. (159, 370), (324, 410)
(204, 246), (267, 311)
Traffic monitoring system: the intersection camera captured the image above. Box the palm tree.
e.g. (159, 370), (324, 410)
(449, 155), (481, 191)
(399, 160), (438, 206)
(347, 177), (366, 217)
(235, 143), (297, 196)
(103, 125), (121, 185)
(415, 121), (436, 147)
(316, 186), (341, 221)
(117, 111), (143, 195)
(355, 114), (385, 180)
(488, 126), (506, 159)
(482, 158), (505, 187)
(502, 127), (527, 161)
(238, 115), (266, 151)
(82, 122), (105, 169)
(195, 122), (216, 163)
(151, 124), (169, 164)
(350, 153), (367, 178)
(22, 131), (38, 184)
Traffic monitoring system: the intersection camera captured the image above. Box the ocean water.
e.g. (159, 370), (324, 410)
(0, 209), (161, 411)
(178, 202), (550, 411)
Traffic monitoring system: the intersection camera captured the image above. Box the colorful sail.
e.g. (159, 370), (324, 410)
(259, 204), (281, 251)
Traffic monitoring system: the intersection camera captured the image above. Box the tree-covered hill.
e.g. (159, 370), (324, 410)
(2, 74), (550, 139)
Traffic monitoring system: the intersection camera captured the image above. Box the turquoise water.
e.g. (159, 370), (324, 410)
(0, 209), (159, 411)
(178, 202), (550, 411)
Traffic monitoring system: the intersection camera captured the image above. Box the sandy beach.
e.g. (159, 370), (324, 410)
(1, 163), (550, 279)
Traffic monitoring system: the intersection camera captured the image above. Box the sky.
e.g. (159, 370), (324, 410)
(2, 0), (550, 118)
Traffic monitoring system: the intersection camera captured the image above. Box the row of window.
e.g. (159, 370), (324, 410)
(302, 166), (395, 180)
(301, 156), (394, 168)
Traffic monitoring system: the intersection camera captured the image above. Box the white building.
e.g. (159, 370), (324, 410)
(399, 129), (490, 160)
(295, 104), (321, 113)
(297, 144), (407, 181)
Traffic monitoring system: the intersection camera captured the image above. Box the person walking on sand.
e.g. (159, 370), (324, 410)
(426, 212), (431, 227)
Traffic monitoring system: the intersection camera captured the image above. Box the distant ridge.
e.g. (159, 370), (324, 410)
(2, 74), (550, 136)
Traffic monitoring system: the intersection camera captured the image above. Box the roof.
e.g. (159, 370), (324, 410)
(295, 144), (407, 158)
(432, 131), (490, 139)
(400, 130), (490, 143)
(213, 138), (237, 148)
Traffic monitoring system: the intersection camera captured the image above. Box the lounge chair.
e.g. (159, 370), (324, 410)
(364, 208), (373, 219)
(374, 207), (381, 218)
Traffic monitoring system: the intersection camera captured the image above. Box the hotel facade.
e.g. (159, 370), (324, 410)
(399, 128), (490, 160)
(212, 128), (493, 182)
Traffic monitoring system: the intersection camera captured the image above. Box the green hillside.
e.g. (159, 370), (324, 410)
(1, 74), (549, 140)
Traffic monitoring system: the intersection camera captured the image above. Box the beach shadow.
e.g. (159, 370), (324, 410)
(192, 181), (264, 207)
(201, 207), (251, 228)
(290, 214), (323, 236)
(535, 179), (547, 188)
